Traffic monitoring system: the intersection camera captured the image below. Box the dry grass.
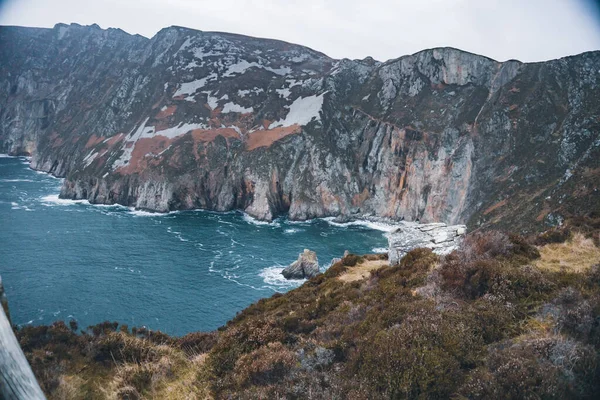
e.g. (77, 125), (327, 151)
(337, 259), (388, 282)
(535, 233), (600, 272)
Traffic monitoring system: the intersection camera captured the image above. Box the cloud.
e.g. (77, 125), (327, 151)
(1, 0), (599, 62)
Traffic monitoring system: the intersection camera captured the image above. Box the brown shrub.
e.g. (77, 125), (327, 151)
(461, 231), (515, 261)
(342, 254), (362, 267)
(550, 288), (594, 340)
(86, 320), (119, 336)
(207, 318), (287, 381)
(234, 342), (297, 386)
(535, 227), (572, 246)
(350, 308), (483, 398)
(460, 335), (599, 399)
(92, 332), (170, 364)
(17, 321), (79, 353)
(175, 331), (217, 356)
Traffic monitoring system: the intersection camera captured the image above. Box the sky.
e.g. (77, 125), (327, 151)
(0, 0), (599, 62)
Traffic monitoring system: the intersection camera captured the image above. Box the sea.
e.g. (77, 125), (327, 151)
(0, 155), (391, 335)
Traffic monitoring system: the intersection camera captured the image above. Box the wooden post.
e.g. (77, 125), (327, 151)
(0, 276), (46, 399)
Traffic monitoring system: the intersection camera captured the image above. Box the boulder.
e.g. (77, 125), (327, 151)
(388, 222), (467, 265)
(282, 249), (320, 279)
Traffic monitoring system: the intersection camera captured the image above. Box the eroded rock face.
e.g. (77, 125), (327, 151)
(282, 249), (320, 279)
(388, 223), (466, 265)
(1, 24), (599, 230)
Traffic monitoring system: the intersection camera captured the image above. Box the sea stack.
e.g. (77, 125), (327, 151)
(282, 249), (320, 279)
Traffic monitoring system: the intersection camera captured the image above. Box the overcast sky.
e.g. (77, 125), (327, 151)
(1, 0), (599, 62)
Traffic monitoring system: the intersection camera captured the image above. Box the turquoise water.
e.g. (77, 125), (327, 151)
(0, 155), (390, 335)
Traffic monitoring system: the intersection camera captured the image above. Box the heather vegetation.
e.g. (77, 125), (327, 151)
(14, 217), (600, 399)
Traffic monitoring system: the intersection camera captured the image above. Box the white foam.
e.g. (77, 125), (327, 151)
(284, 228), (300, 234)
(242, 213), (279, 226)
(372, 247), (388, 253)
(128, 209), (162, 217)
(40, 194), (88, 206)
(33, 170), (61, 179)
(285, 219), (316, 225)
(1, 179), (35, 182)
(259, 265), (305, 288)
(0, 154), (17, 158)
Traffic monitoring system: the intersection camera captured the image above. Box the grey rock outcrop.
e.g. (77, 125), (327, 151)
(282, 249), (320, 279)
(388, 223), (466, 265)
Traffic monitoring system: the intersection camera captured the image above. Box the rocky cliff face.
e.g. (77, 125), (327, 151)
(1, 23), (599, 230)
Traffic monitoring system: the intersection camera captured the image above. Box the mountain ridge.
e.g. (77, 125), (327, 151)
(1, 23), (599, 231)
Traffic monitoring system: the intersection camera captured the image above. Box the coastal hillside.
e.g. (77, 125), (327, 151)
(1, 23), (599, 231)
(14, 216), (600, 399)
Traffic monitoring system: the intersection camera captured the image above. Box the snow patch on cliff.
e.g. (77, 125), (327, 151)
(222, 102), (253, 114)
(204, 92), (219, 110)
(112, 119), (206, 170)
(83, 150), (99, 168)
(177, 37), (193, 53)
(57, 26), (68, 40)
(174, 73), (217, 97)
(223, 60), (292, 77)
(238, 88), (264, 97)
(269, 93), (326, 128)
(154, 122), (207, 139)
(276, 88), (292, 99)
(192, 47), (221, 60)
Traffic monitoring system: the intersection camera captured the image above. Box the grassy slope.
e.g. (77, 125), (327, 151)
(15, 218), (600, 399)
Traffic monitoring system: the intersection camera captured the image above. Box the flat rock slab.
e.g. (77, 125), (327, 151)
(388, 222), (466, 265)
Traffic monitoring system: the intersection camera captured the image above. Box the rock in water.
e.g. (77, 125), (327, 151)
(388, 223), (466, 265)
(282, 249), (320, 279)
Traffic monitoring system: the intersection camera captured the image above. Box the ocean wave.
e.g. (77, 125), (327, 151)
(284, 228), (300, 234)
(32, 170), (62, 179)
(128, 209), (162, 217)
(242, 212), (280, 227)
(1, 178), (36, 182)
(40, 194), (89, 206)
(10, 201), (33, 211)
(166, 226), (190, 242)
(285, 218), (316, 225)
(0, 154), (17, 158)
(259, 265), (305, 288)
